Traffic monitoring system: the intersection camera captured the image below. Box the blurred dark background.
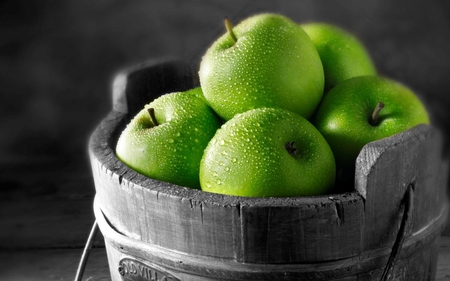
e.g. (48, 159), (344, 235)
(0, 0), (449, 260)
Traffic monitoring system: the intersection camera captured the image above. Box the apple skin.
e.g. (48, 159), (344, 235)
(200, 107), (336, 197)
(115, 87), (222, 189)
(314, 75), (430, 169)
(301, 23), (377, 91)
(199, 13), (324, 121)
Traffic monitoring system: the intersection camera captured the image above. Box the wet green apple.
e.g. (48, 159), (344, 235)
(301, 23), (377, 91)
(200, 107), (336, 197)
(199, 13), (324, 121)
(116, 87), (222, 189)
(314, 76), (430, 169)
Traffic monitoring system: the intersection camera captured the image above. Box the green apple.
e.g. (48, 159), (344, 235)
(200, 107), (336, 197)
(314, 75), (430, 169)
(301, 23), (377, 91)
(199, 13), (324, 121)
(115, 87), (222, 189)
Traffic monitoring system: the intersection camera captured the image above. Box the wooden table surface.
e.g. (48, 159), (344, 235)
(0, 159), (449, 281)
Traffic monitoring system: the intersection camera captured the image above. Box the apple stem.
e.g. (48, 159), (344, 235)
(224, 16), (237, 43)
(148, 108), (159, 126)
(285, 141), (298, 157)
(370, 102), (385, 126)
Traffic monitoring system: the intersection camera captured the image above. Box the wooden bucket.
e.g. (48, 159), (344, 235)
(89, 59), (449, 280)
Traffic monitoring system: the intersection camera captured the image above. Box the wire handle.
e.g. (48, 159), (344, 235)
(381, 184), (414, 280)
(74, 220), (99, 281)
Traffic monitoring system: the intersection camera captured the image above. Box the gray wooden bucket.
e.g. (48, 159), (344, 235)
(89, 59), (449, 280)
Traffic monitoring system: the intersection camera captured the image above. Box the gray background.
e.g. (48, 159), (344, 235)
(1, 0), (449, 233)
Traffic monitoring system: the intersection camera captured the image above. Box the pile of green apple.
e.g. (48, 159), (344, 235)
(116, 13), (430, 198)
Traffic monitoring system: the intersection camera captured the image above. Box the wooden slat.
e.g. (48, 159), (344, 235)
(436, 236), (450, 280)
(112, 58), (196, 117)
(239, 194), (364, 263)
(356, 124), (446, 252)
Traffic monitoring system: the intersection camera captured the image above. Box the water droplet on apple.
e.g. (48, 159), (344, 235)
(168, 138), (174, 143)
(231, 158), (237, 163)
(219, 140), (225, 145)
